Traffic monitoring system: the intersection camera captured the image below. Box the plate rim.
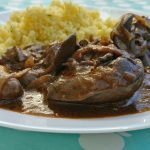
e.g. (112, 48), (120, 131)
(0, 109), (150, 133)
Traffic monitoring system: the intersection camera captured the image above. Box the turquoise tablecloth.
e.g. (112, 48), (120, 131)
(0, 0), (150, 150)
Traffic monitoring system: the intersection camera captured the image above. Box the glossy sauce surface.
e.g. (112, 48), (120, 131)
(0, 68), (149, 118)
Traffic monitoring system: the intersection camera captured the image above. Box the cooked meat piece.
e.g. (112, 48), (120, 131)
(18, 67), (46, 88)
(47, 45), (144, 103)
(1, 78), (23, 100)
(0, 47), (26, 71)
(18, 70), (38, 87)
(28, 75), (55, 90)
(0, 65), (23, 100)
(23, 44), (46, 64)
(111, 13), (150, 66)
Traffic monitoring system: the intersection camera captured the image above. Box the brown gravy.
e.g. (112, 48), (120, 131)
(0, 70), (149, 118)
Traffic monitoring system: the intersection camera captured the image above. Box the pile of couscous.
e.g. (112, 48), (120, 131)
(0, 0), (116, 55)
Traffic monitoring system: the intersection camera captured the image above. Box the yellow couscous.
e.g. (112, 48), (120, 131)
(0, 0), (116, 55)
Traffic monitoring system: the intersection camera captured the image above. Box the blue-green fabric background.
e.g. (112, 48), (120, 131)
(0, 0), (150, 150)
(1, 0), (150, 13)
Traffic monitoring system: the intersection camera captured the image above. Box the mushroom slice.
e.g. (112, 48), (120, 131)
(46, 34), (77, 74)
(111, 13), (150, 66)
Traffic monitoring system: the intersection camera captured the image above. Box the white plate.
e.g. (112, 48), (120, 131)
(0, 9), (149, 133)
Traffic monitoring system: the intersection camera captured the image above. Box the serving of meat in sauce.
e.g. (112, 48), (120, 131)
(0, 13), (150, 118)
